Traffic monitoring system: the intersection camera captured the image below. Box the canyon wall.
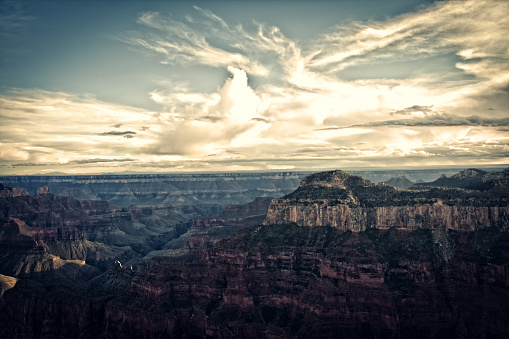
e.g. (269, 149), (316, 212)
(2, 225), (508, 338)
(265, 200), (509, 231)
(0, 172), (307, 207)
(265, 169), (509, 231)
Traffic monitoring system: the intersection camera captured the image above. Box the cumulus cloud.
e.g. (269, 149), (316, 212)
(144, 66), (266, 156)
(216, 66), (260, 124)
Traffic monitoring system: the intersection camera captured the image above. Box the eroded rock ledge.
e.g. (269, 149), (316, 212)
(265, 170), (509, 231)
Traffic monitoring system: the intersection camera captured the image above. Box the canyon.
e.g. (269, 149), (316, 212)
(0, 168), (508, 338)
(0, 172), (307, 208)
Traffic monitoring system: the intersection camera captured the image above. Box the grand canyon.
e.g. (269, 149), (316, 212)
(1, 167), (508, 338)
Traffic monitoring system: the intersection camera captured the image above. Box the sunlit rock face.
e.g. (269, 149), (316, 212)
(265, 169), (509, 231)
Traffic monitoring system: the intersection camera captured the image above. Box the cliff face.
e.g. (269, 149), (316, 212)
(265, 169), (509, 231)
(2, 225), (508, 338)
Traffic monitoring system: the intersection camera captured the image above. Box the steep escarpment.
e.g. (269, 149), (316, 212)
(265, 169), (509, 231)
(2, 225), (508, 338)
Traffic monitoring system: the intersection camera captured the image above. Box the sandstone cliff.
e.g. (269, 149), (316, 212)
(265, 169), (509, 231)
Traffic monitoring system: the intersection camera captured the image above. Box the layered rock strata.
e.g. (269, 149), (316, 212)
(2, 225), (508, 338)
(0, 172), (307, 207)
(265, 170), (509, 231)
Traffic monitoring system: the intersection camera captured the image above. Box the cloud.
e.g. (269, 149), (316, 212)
(216, 66), (260, 124)
(390, 105), (436, 117)
(67, 158), (136, 165)
(0, 90), (155, 163)
(2, 1), (509, 175)
(99, 131), (137, 137)
(145, 121), (252, 156)
(120, 7), (304, 79)
(144, 66), (266, 156)
(311, 0), (509, 79)
(120, 11), (266, 76)
(329, 114), (509, 129)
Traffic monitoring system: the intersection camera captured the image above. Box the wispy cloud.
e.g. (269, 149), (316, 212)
(322, 114), (509, 129)
(67, 158), (136, 165)
(310, 0), (509, 80)
(99, 131), (137, 137)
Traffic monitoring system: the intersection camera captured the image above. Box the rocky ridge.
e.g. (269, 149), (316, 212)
(265, 169), (509, 231)
(0, 187), (201, 279)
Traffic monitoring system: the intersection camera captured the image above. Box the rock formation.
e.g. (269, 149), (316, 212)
(1, 224), (508, 338)
(0, 186), (202, 274)
(265, 169), (509, 231)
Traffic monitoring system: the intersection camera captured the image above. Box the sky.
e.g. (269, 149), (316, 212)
(0, 0), (508, 175)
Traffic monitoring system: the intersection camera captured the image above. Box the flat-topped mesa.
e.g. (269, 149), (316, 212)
(264, 169), (509, 231)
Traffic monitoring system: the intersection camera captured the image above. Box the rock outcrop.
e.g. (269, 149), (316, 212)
(380, 176), (415, 190)
(410, 167), (509, 191)
(0, 183), (29, 198)
(2, 224), (508, 338)
(265, 169), (509, 231)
